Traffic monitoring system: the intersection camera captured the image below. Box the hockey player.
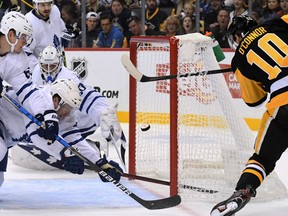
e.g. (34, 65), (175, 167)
(32, 45), (123, 144)
(0, 79), (123, 188)
(24, 0), (77, 70)
(210, 15), (288, 215)
(0, 12), (59, 188)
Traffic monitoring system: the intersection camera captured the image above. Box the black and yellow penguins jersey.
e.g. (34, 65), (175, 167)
(232, 15), (288, 110)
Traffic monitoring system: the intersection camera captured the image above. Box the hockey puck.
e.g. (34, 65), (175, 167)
(140, 123), (150, 132)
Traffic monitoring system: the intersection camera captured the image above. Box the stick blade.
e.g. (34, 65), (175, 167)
(133, 194), (182, 210)
(121, 54), (144, 82)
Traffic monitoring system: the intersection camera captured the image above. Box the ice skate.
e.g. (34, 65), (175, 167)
(210, 185), (256, 216)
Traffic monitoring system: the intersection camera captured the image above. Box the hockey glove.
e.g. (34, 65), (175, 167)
(61, 24), (80, 48)
(96, 155), (123, 182)
(62, 148), (85, 174)
(36, 110), (59, 142)
(100, 103), (122, 142)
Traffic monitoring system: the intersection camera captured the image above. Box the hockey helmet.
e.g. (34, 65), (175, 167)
(39, 45), (63, 84)
(51, 79), (82, 109)
(227, 15), (258, 50)
(33, 0), (53, 4)
(0, 11), (33, 48)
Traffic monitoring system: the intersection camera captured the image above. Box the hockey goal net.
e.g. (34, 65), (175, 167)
(128, 33), (287, 202)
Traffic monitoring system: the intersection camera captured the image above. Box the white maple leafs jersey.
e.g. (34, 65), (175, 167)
(0, 51), (54, 116)
(0, 87), (100, 163)
(32, 65), (109, 136)
(24, 5), (66, 70)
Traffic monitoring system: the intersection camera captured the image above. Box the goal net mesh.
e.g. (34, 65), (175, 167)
(129, 33), (287, 202)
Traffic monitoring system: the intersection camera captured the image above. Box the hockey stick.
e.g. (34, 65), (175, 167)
(84, 164), (217, 194)
(1, 92), (181, 210)
(121, 54), (231, 82)
(125, 174), (218, 194)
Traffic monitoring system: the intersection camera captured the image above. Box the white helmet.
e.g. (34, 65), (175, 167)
(51, 79), (82, 109)
(32, 0), (53, 17)
(0, 11), (33, 50)
(33, 0), (53, 4)
(39, 45), (63, 83)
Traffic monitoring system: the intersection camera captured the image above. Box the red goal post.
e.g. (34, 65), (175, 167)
(129, 36), (179, 196)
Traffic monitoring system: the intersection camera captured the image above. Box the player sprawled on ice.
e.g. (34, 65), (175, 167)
(0, 79), (123, 189)
(0, 12), (61, 188)
(211, 15), (288, 215)
(19, 45), (124, 177)
(32, 45), (123, 152)
(24, 0), (78, 70)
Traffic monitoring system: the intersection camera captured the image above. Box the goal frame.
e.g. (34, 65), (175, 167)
(129, 36), (179, 196)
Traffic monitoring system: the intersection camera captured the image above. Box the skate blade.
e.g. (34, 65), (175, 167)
(210, 202), (238, 216)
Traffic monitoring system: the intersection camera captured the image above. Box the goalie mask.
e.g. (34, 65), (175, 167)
(0, 11), (33, 51)
(51, 79), (82, 111)
(227, 15), (258, 50)
(39, 45), (63, 84)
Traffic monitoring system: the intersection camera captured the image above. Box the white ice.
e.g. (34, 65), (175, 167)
(1, 124), (288, 216)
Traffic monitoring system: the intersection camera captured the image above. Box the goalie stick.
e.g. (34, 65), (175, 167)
(121, 54), (231, 82)
(1, 92), (181, 210)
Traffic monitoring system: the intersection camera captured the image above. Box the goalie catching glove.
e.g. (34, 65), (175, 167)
(100, 103), (122, 142)
(36, 110), (59, 142)
(96, 155), (123, 182)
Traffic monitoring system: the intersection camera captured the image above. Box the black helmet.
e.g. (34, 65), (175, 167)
(227, 15), (258, 50)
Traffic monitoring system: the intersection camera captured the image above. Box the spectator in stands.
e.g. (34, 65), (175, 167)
(58, 0), (81, 12)
(181, 15), (197, 34)
(259, 0), (281, 24)
(61, 4), (81, 48)
(200, 0), (212, 19)
(277, 0), (288, 17)
(145, 0), (168, 33)
(99, 0), (112, 12)
(250, 0), (265, 18)
(211, 7), (230, 48)
(126, 15), (160, 46)
(251, 10), (260, 23)
(93, 13), (124, 47)
(161, 15), (181, 36)
(174, 0), (188, 18)
(229, 0), (248, 22)
(158, 0), (176, 8)
(110, 0), (134, 37)
(86, 0), (101, 12)
(76, 12), (101, 47)
(181, 1), (195, 19)
(204, 0), (223, 33)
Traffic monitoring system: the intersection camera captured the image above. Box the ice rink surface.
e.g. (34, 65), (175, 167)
(1, 124), (288, 216)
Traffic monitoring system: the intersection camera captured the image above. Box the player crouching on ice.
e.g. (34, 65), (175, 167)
(3, 79), (123, 186)
(211, 15), (288, 215)
(36, 79), (123, 182)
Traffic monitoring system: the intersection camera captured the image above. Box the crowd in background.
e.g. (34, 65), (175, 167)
(1, 0), (287, 48)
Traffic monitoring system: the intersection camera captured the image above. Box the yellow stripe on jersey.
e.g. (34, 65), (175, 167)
(243, 169), (264, 183)
(235, 69), (267, 106)
(266, 92), (288, 110)
(254, 110), (274, 154)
